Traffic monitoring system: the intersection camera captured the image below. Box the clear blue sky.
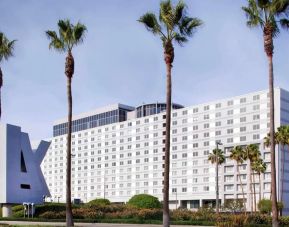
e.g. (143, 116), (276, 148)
(1, 0), (289, 140)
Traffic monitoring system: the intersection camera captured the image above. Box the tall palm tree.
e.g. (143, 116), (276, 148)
(139, 1), (202, 226)
(243, 144), (260, 214)
(252, 158), (267, 208)
(230, 146), (246, 214)
(208, 148), (225, 215)
(0, 32), (16, 120)
(276, 125), (289, 214)
(46, 19), (87, 227)
(242, 1), (289, 225)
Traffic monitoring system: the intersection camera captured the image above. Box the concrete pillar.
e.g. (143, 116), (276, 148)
(2, 204), (12, 217)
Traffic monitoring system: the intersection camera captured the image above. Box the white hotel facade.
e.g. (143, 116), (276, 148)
(41, 87), (289, 212)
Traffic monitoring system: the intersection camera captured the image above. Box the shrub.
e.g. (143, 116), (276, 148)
(87, 198), (110, 206)
(258, 199), (271, 214)
(39, 211), (66, 219)
(136, 209), (162, 220)
(34, 203), (67, 216)
(127, 194), (161, 209)
(171, 209), (195, 221)
(257, 199), (283, 214)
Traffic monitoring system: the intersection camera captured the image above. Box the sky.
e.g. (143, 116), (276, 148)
(1, 0), (289, 140)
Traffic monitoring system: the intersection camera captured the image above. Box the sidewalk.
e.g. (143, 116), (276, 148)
(0, 221), (213, 227)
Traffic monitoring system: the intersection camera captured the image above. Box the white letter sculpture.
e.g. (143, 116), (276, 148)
(0, 124), (50, 217)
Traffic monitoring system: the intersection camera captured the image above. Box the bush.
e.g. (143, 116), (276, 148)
(171, 209), (195, 221)
(127, 194), (161, 209)
(136, 209), (162, 220)
(87, 198), (110, 206)
(39, 211), (66, 219)
(257, 199), (283, 214)
(34, 203), (67, 216)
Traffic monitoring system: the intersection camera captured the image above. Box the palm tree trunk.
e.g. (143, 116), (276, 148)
(264, 24), (278, 227)
(259, 173), (261, 207)
(253, 172), (256, 213)
(163, 42), (173, 227)
(216, 162), (219, 215)
(238, 168), (246, 214)
(249, 163), (253, 214)
(0, 66), (3, 120)
(280, 145), (285, 216)
(268, 49), (278, 227)
(65, 51), (74, 227)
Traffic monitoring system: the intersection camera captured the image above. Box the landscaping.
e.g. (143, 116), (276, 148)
(2, 200), (289, 227)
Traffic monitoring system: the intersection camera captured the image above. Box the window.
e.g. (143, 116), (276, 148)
(240, 117), (246, 123)
(193, 108), (198, 113)
(253, 105), (260, 111)
(216, 121), (221, 127)
(240, 107), (246, 113)
(204, 114), (210, 120)
(253, 114), (260, 120)
(204, 186), (209, 191)
(240, 97), (246, 103)
(227, 100), (233, 106)
(204, 105), (210, 111)
(253, 134), (260, 140)
(240, 136), (246, 141)
(253, 95), (260, 101)
(215, 112), (221, 118)
(216, 103), (221, 108)
(240, 126), (246, 132)
(227, 129), (233, 134)
(253, 124), (260, 130)
(225, 185), (234, 191)
(227, 119), (233, 125)
(193, 152), (198, 157)
(227, 110), (233, 115)
(204, 123), (209, 129)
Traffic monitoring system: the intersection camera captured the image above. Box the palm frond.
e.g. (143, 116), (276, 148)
(159, 0), (174, 30)
(280, 18), (289, 28)
(45, 30), (65, 52)
(242, 5), (264, 28)
(0, 32), (16, 62)
(138, 12), (162, 35)
(179, 17), (203, 36)
(73, 22), (87, 46)
(173, 32), (187, 45)
(271, 0), (289, 15)
(257, 0), (270, 9)
(173, 0), (186, 24)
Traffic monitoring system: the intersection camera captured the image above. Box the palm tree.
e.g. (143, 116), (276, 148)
(242, 1), (289, 225)
(230, 146), (246, 214)
(252, 158), (267, 208)
(208, 148), (225, 215)
(243, 144), (260, 214)
(0, 32), (16, 120)
(138, 1), (202, 226)
(276, 125), (289, 214)
(46, 19), (87, 227)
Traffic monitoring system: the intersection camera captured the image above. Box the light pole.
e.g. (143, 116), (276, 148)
(216, 141), (223, 215)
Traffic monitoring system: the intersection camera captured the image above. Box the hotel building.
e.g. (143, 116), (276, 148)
(41, 87), (289, 212)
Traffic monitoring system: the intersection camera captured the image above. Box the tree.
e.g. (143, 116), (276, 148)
(242, 1), (289, 225)
(230, 146), (246, 214)
(138, 1), (202, 226)
(0, 32), (16, 120)
(251, 158), (267, 206)
(243, 144), (260, 213)
(275, 125), (289, 215)
(208, 148), (225, 215)
(46, 19), (87, 227)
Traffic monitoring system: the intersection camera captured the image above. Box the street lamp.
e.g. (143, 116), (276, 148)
(215, 141), (223, 215)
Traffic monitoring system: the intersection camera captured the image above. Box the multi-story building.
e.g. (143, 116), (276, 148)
(41, 88), (289, 213)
